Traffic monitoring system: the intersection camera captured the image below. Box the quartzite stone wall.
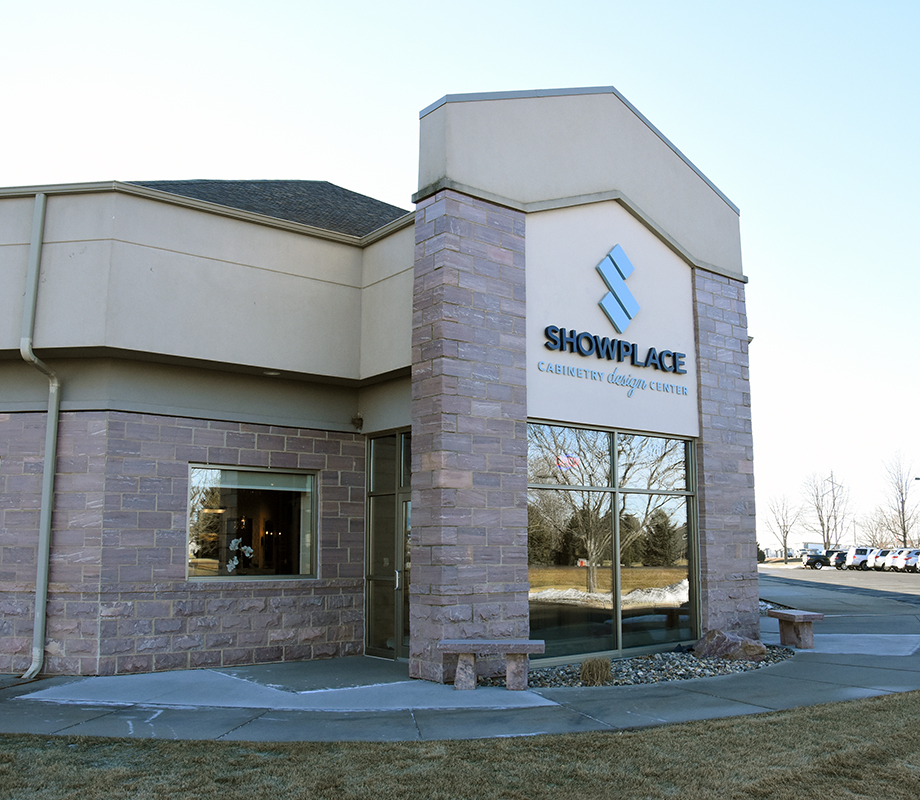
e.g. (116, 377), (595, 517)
(693, 269), (759, 639)
(410, 189), (530, 682)
(0, 410), (365, 676)
(0, 411), (104, 675)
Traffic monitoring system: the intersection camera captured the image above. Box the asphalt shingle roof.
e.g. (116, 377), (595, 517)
(130, 180), (409, 237)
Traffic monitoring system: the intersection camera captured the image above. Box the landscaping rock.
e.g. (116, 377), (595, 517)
(692, 629), (767, 662)
(479, 645), (792, 688)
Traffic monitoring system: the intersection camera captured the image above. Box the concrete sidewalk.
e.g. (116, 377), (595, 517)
(3, 574), (920, 741)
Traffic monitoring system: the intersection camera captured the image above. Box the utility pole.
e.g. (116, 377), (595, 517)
(825, 472), (844, 547)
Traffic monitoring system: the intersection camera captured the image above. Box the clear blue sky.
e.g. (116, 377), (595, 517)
(3, 0), (918, 547)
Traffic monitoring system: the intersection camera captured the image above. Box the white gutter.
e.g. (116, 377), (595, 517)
(19, 193), (61, 681)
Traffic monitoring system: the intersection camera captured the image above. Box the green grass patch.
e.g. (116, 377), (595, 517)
(3, 691), (920, 799)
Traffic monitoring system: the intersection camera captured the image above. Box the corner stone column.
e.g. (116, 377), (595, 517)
(410, 189), (530, 683)
(693, 269), (759, 640)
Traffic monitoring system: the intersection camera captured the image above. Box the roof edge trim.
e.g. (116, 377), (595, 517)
(414, 179), (746, 282)
(418, 86), (739, 215)
(0, 182), (414, 246)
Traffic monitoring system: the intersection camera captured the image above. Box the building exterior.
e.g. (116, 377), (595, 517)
(0, 87), (757, 681)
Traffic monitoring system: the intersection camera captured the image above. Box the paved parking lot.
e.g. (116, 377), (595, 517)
(760, 562), (920, 600)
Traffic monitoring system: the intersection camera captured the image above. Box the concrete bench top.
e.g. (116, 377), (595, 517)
(436, 639), (546, 655)
(767, 609), (825, 622)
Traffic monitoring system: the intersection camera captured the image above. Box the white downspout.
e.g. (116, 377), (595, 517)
(19, 193), (62, 681)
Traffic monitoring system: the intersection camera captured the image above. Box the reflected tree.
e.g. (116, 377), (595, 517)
(616, 435), (685, 562)
(642, 508), (685, 567)
(618, 512), (642, 565)
(527, 488), (611, 592)
(527, 425), (687, 592)
(528, 492), (567, 566)
(528, 426), (611, 592)
(188, 481), (222, 560)
(617, 435), (686, 491)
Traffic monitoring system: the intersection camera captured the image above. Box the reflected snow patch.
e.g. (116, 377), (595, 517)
(529, 579), (689, 609)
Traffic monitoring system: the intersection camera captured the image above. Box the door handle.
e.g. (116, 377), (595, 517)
(394, 569), (400, 590)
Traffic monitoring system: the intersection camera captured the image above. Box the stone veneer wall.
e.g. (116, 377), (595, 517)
(693, 269), (759, 639)
(0, 410), (365, 676)
(410, 189), (530, 682)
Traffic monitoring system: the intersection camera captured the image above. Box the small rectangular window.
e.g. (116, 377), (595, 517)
(187, 466), (315, 579)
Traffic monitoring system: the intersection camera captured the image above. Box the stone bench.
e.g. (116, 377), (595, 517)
(767, 608), (825, 648)
(436, 639), (546, 690)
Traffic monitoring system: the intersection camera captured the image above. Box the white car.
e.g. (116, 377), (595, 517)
(893, 549), (920, 572)
(884, 549), (908, 571)
(903, 551), (920, 573)
(867, 549), (890, 570)
(845, 547), (877, 570)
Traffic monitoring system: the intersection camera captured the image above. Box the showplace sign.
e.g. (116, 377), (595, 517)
(542, 324), (687, 374)
(536, 243), (691, 400)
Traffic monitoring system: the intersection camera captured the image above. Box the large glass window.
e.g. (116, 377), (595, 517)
(187, 466), (315, 579)
(528, 423), (695, 658)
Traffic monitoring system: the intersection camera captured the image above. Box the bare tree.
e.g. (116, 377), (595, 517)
(874, 455), (919, 548)
(801, 472), (850, 549)
(860, 509), (895, 549)
(765, 496), (799, 563)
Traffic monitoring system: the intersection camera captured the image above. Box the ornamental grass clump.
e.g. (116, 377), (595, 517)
(579, 657), (612, 686)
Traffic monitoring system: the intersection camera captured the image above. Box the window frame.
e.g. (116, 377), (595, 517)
(186, 463), (318, 581)
(526, 420), (700, 662)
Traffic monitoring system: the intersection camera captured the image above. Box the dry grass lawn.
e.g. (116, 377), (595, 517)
(529, 565), (687, 594)
(2, 691), (920, 799)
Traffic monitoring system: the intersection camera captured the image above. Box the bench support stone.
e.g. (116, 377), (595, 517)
(454, 653), (477, 691)
(505, 653), (529, 691)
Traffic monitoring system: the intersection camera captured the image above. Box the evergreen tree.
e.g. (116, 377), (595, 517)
(643, 508), (684, 567)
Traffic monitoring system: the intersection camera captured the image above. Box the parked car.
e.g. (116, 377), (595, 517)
(845, 547), (878, 570)
(832, 551), (848, 570)
(903, 551), (920, 573)
(893, 549), (920, 572)
(803, 550), (840, 570)
(884, 549), (908, 571)
(867, 549), (890, 570)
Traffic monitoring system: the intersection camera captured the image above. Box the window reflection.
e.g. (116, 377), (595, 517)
(617, 434), (686, 491)
(527, 425), (612, 487)
(527, 423), (694, 657)
(528, 488), (615, 657)
(620, 495), (691, 648)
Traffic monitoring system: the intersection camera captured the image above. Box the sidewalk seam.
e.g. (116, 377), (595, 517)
(216, 709), (271, 741)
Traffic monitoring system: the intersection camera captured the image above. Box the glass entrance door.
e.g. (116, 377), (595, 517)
(366, 432), (411, 659)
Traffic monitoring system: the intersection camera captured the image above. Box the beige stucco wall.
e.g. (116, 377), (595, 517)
(526, 201), (699, 437)
(0, 190), (414, 384)
(359, 225), (413, 378)
(0, 196), (39, 348)
(0, 358), (364, 430)
(418, 89), (743, 279)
